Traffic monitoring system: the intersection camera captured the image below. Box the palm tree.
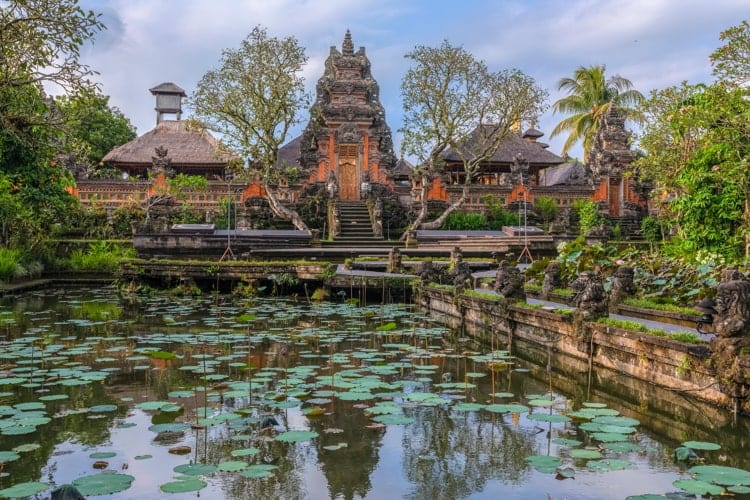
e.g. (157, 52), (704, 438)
(550, 65), (644, 160)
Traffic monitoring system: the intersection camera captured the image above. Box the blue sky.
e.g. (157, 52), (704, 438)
(78, 0), (748, 160)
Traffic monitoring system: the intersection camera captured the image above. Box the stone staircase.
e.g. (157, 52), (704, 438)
(326, 201), (389, 247)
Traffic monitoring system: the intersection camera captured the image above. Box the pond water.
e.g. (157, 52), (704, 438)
(0, 286), (748, 499)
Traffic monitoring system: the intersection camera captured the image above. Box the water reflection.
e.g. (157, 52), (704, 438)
(0, 287), (747, 499)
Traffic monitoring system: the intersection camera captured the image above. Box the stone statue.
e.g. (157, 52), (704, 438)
(326, 171), (338, 199)
(708, 277), (750, 400)
(609, 265), (635, 312)
(448, 246), (472, 287)
(493, 260), (525, 300)
(574, 271), (608, 316)
(418, 260), (441, 285)
(541, 261), (562, 300)
(572, 271), (608, 353)
(372, 198), (383, 238)
(387, 247), (402, 274)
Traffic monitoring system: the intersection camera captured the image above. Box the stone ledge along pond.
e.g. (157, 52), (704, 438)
(0, 286), (748, 499)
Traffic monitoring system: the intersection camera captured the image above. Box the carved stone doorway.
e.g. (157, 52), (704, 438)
(339, 161), (359, 200)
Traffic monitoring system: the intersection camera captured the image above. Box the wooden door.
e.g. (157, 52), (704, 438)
(339, 161), (358, 200)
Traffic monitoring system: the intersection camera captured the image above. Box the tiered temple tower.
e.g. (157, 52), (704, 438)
(297, 30), (396, 200)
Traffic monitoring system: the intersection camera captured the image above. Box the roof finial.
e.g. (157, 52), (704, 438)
(342, 29), (354, 56)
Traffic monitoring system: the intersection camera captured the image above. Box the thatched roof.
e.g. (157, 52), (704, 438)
(441, 126), (565, 165)
(102, 121), (234, 167)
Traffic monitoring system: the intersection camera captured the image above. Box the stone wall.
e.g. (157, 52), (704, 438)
(418, 286), (735, 411)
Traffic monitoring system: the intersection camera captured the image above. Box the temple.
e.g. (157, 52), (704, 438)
(70, 31), (648, 237)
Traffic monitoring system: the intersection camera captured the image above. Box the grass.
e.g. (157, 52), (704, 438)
(622, 298), (699, 316)
(463, 289), (503, 301)
(597, 317), (703, 344)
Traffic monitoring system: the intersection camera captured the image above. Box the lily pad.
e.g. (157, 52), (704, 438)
(689, 465), (750, 486)
(525, 455), (562, 473)
(275, 430), (319, 443)
(89, 451), (116, 459)
(173, 463), (217, 476)
(160, 478), (207, 494)
(0, 451), (21, 463)
(72, 472), (135, 496)
(231, 447), (260, 457)
(586, 459), (635, 472)
(673, 479), (725, 496)
(240, 464), (278, 478)
(681, 440), (721, 451)
(571, 449), (602, 459)
(0, 481), (50, 498)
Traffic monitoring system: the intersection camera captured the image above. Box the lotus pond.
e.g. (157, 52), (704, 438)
(0, 286), (748, 499)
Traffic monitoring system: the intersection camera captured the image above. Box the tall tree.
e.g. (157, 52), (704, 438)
(0, 0), (105, 248)
(400, 40), (547, 231)
(710, 19), (750, 87)
(190, 25), (310, 230)
(550, 65), (644, 159)
(54, 89), (137, 177)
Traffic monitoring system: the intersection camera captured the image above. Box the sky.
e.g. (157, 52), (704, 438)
(76, 0), (748, 161)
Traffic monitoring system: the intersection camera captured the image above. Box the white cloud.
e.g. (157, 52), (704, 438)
(77, 0), (747, 158)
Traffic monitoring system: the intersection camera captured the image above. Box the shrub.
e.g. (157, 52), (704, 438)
(0, 248), (22, 282)
(442, 211), (487, 230)
(68, 241), (135, 272)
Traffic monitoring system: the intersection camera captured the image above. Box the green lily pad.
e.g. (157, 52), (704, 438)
(148, 423), (190, 433)
(586, 459), (635, 472)
(673, 479), (725, 495)
(160, 478), (207, 494)
(173, 463), (218, 476)
(89, 404), (118, 413)
(0, 451), (21, 463)
(525, 455), (562, 473)
(275, 430), (319, 443)
(571, 449), (602, 459)
(12, 443), (41, 453)
(89, 451), (116, 459)
(231, 447), (260, 457)
(239, 464), (278, 478)
(484, 404), (529, 414)
(590, 432), (630, 442)
(682, 440), (721, 451)
(0, 481), (50, 498)
(689, 465), (750, 486)
(72, 472), (135, 495)
(453, 403), (485, 412)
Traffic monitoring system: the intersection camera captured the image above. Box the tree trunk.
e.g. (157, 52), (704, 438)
(419, 185), (468, 230)
(265, 185), (310, 231)
(401, 174), (430, 240)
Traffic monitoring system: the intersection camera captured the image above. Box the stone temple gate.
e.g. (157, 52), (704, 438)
(279, 30), (397, 201)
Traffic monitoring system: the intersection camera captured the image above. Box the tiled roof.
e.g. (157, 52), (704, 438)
(149, 82), (186, 95)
